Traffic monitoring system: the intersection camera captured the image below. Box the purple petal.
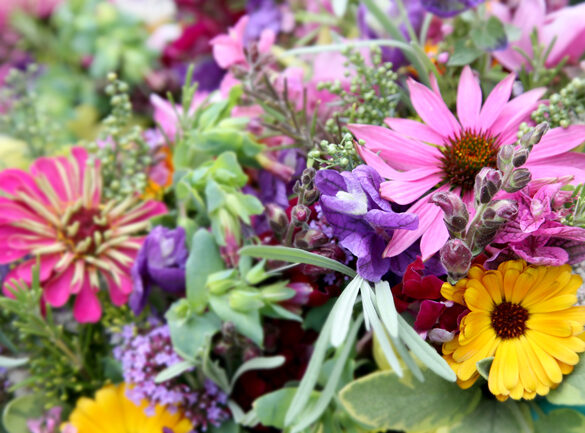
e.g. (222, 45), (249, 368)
(365, 209), (419, 231)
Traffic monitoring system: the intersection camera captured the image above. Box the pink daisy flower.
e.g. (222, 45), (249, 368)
(0, 147), (167, 322)
(349, 66), (585, 260)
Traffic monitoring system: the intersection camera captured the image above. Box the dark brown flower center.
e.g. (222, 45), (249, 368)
(490, 301), (529, 339)
(440, 129), (499, 192)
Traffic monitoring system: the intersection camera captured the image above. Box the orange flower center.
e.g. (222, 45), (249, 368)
(440, 129), (499, 192)
(490, 301), (529, 339)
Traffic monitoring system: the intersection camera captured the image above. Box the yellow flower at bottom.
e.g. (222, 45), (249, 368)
(63, 384), (192, 433)
(441, 260), (585, 401)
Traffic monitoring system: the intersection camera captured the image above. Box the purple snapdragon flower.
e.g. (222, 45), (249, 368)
(114, 323), (230, 432)
(420, 0), (484, 17)
(245, 0), (282, 44)
(315, 165), (418, 281)
(129, 226), (188, 315)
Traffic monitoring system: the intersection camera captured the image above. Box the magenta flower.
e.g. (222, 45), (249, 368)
(488, 177), (585, 266)
(0, 148), (167, 322)
(350, 66), (585, 260)
(491, 0), (585, 70)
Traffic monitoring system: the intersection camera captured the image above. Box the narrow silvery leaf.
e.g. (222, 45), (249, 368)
(230, 356), (286, 391)
(397, 315), (456, 382)
(330, 276), (362, 347)
(375, 281), (398, 338)
(390, 335), (424, 382)
(291, 315), (363, 433)
(284, 308), (335, 426)
(0, 356), (28, 369)
(332, 0), (348, 17)
(154, 360), (194, 383)
(361, 280), (403, 377)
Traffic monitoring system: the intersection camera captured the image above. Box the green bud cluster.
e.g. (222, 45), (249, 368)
(87, 73), (153, 200)
(318, 46), (399, 134)
(0, 64), (60, 162)
(308, 133), (362, 170)
(563, 184), (585, 228)
(528, 77), (585, 130)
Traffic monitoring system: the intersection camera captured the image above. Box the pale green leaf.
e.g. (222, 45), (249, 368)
(0, 356), (28, 369)
(534, 409), (585, 433)
(239, 245), (356, 277)
(230, 356), (286, 391)
(375, 280), (398, 338)
(155, 360), (194, 383)
(254, 388), (319, 429)
(2, 394), (47, 433)
(547, 357), (585, 405)
(166, 307), (221, 361)
(209, 295), (263, 346)
(330, 276), (362, 347)
(450, 400), (532, 433)
(476, 357), (494, 381)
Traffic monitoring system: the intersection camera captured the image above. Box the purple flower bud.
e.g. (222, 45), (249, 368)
(266, 203), (289, 235)
(528, 122), (550, 148)
(497, 144), (514, 170)
(301, 168), (316, 188)
(291, 204), (311, 224)
(504, 168), (532, 193)
(512, 149), (529, 168)
(482, 199), (518, 227)
(440, 239), (472, 282)
(294, 229), (329, 250)
(429, 191), (469, 234)
(474, 168), (503, 205)
(303, 188), (320, 206)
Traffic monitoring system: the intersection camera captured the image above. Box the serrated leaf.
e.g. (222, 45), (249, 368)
(450, 399), (532, 433)
(534, 409), (585, 433)
(339, 369), (480, 431)
(239, 245), (357, 277)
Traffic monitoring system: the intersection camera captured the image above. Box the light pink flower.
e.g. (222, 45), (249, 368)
(0, 148), (166, 322)
(0, 0), (62, 28)
(491, 0), (585, 70)
(150, 92), (208, 141)
(487, 177), (585, 266)
(210, 15), (275, 70)
(350, 66), (585, 260)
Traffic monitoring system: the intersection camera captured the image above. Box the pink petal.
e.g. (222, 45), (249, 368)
(407, 79), (460, 138)
(349, 123), (441, 171)
(384, 118), (444, 144)
(16, 254), (60, 283)
(0, 198), (45, 225)
(380, 172), (444, 205)
(528, 125), (585, 162)
(456, 66), (482, 130)
(491, 87), (546, 145)
(419, 204), (450, 260)
(120, 200), (167, 225)
(429, 73), (442, 97)
(70, 147), (89, 197)
(73, 278), (102, 323)
(30, 156), (71, 203)
(383, 187), (449, 258)
(104, 271), (133, 306)
(356, 146), (442, 181)
(258, 29), (275, 54)
(44, 267), (75, 307)
(479, 73), (515, 131)
(542, 3), (585, 66)
(0, 169), (48, 204)
(151, 94), (179, 140)
(525, 159), (585, 184)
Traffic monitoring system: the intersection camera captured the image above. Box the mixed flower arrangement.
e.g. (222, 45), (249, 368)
(1, 0), (585, 432)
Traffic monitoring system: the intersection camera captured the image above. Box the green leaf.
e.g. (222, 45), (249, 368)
(448, 40), (483, 66)
(332, 0), (348, 16)
(397, 315), (456, 382)
(375, 281), (398, 338)
(0, 356), (28, 369)
(534, 409), (585, 433)
(2, 394), (47, 433)
(239, 245), (356, 277)
(450, 400), (532, 433)
(209, 295), (263, 346)
(254, 388), (319, 429)
(330, 276), (362, 347)
(101, 357), (123, 383)
(339, 369), (480, 431)
(208, 419), (240, 433)
(547, 356), (585, 405)
(470, 16), (508, 52)
(185, 229), (225, 311)
(166, 306), (221, 361)
(477, 357), (494, 381)
(155, 360), (194, 383)
(230, 356), (286, 391)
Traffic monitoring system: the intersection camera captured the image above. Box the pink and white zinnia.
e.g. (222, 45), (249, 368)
(350, 66), (585, 261)
(0, 148), (166, 322)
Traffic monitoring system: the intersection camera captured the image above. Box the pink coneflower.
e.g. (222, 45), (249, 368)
(350, 66), (585, 260)
(0, 147), (166, 322)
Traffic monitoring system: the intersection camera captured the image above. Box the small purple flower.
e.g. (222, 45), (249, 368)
(114, 323), (231, 432)
(315, 165), (418, 281)
(245, 0), (282, 44)
(420, 0), (484, 17)
(129, 226), (189, 315)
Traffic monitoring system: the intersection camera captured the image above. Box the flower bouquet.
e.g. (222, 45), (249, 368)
(2, 0), (585, 432)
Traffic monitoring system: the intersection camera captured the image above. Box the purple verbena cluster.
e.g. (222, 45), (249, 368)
(113, 323), (230, 432)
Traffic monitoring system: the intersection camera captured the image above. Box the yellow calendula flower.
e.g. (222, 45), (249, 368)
(62, 384), (192, 433)
(442, 260), (585, 401)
